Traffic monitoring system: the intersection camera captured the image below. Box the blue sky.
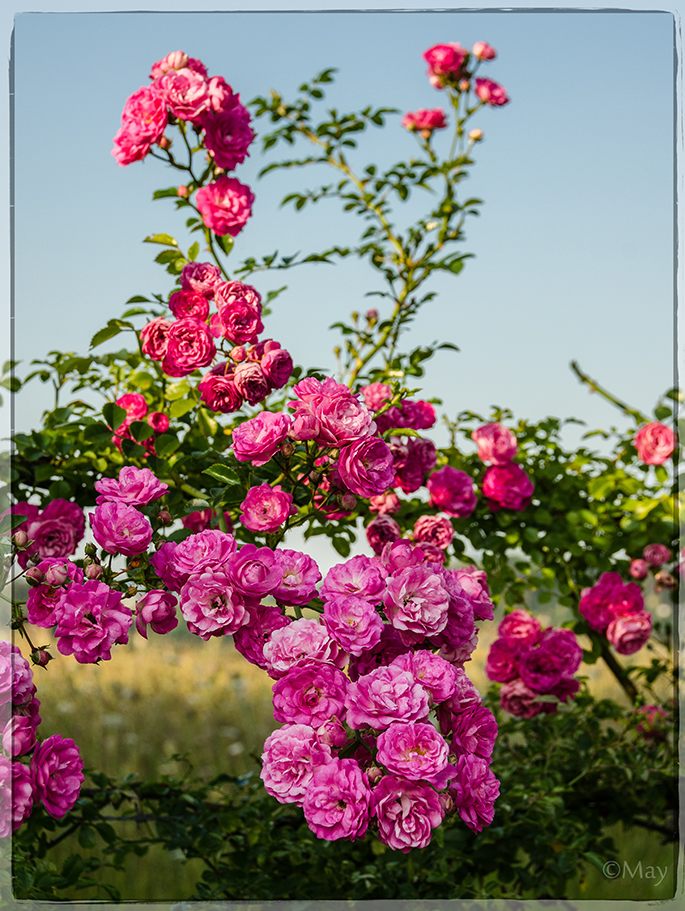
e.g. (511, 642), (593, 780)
(7, 6), (677, 449)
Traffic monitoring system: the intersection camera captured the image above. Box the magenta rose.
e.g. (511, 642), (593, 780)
(579, 572), (643, 633)
(498, 609), (541, 651)
(272, 549), (322, 606)
(12, 762), (34, 831)
(195, 176), (254, 237)
(179, 569), (249, 640)
(402, 108), (447, 135)
(203, 103), (254, 170)
(289, 377), (376, 446)
(234, 361), (270, 406)
(448, 703), (498, 760)
(227, 543), (281, 597)
(168, 289), (210, 321)
(498, 678), (543, 718)
(451, 568), (494, 622)
(383, 563), (451, 642)
(233, 604), (291, 669)
(180, 261), (222, 298)
(26, 558), (83, 628)
(392, 437), (437, 493)
(347, 624), (411, 681)
(643, 543), (671, 567)
(135, 590), (178, 639)
(472, 422), (517, 465)
(171, 528), (236, 579)
(365, 515), (402, 555)
(140, 317), (172, 360)
(373, 775), (444, 852)
(303, 758), (371, 841)
(539, 628), (582, 677)
(423, 42), (468, 78)
(518, 647), (564, 693)
(3, 715), (37, 757)
(475, 78), (509, 106)
(18, 499), (86, 569)
(482, 463), (533, 511)
(345, 664), (430, 730)
(54, 580), (133, 663)
(606, 611), (652, 655)
(426, 466), (477, 517)
(449, 754), (500, 833)
(120, 84), (167, 143)
(413, 514), (454, 550)
(261, 347), (294, 389)
(162, 318), (216, 377)
(218, 300), (264, 346)
(272, 661), (348, 727)
(323, 595), (384, 656)
(485, 638), (519, 683)
(634, 422), (676, 465)
(263, 617), (344, 679)
(154, 67), (210, 121)
(321, 554), (387, 604)
(261, 723), (333, 806)
(629, 558), (649, 580)
(198, 363), (243, 413)
(90, 501), (153, 556)
(232, 411), (291, 466)
(31, 735), (84, 818)
(376, 722), (450, 783)
(239, 483), (295, 533)
(392, 650), (458, 704)
(95, 466), (168, 507)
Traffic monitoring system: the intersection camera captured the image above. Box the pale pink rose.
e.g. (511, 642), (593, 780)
(498, 610), (541, 651)
(135, 590), (178, 638)
(272, 549), (322, 606)
(472, 41), (496, 60)
(451, 568), (494, 621)
(323, 595), (384, 656)
(391, 650), (458, 704)
(426, 466), (477, 517)
(272, 661), (348, 727)
(606, 611), (652, 655)
(233, 604), (291, 669)
(402, 108), (447, 136)
(89, 502), (153, 556)
(499, 678), (543, 718)
(203, 102), (254, 169)
(162, 318), (216, 377)
(232, 411), (291, 466)
(449, 754), (499, 833)
(179, 569), (249, 640)
(373, 775), (444, 851)
(234, 361), (270, 405)
(261, 723), (333, 806)
(168, 289), (210, 321)
(205, 74), (235, 113)
(263, 617), (345, 679)
(239, 484), (296, 533)
(383, 563), (451, 643)
(149, 51), (189, 79)
(154, 67), (210, 121)
(320, 554), (387, 604)
(140, 317), (172, 360)
(413, 514), (454, 550)
(472, 422), (517, 465)
(345, 664), (430, 730)
(482, 463), (533, 511)
(475, 78), (509, 106)
(629, 558), (649, 580)
(171, 528), (237, 579)
(366, 515), (402, 555)
(195, 176), (254, 237)
(634, 422), (676, 465)
(227, 543), (281, 596)
(54, 580), (133, 663)
(180, 261), (222, 298)
(376, 722), (450, 782)
(95, 466), (168, 507)
(643, 543), (671, 567)
(198, 363), (242, 413)
(485, 638), (519, 683)
(261, 347), (294, 389)
(303, 758), (371, 841)
(31, 735), (84, 818)
(360, 382), (392, 411)
(120, 85), (168, 143)
(369, 492), (401, 515)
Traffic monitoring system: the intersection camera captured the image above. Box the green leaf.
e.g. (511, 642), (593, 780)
(654, 405), (672, 421)
(166, 379), (191, 401)
(102, 402), (128, 432)
(144, 233), (178, 247)
(129, 420), (156, 442)
(154, 433), (180, 456)
(126, 295), (151, 304)
(121, 437), (146, 458)
(169, 397), (196, 418)
(83, 422), (114, 443)
(0, 376), (21, 392)
(187, 241), (200, 261)
(78, 826), (97, 849)
(90, 323), (122, 349)
(214, 234), (234, 256)
(203, 463), (240, 486)
(153, 187), (181, 199)
(0, 512), (28, 535)
(49, 479), (72, 500)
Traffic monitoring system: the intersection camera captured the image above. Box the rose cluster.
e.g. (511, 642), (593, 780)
(473, 422), (534, 512)
(579, 573), (652, 655)
(111, 392), (170, 454)
(423, 40), (509, 107)
(140, 269), (294, 407)
(9, 499), (85, 569)
(0, 642), (84, 833)
(486, 610), (582, 718)
(112, 51), (254, 238)
(256, 540), (499, 847)
(629, 543), (676, 593)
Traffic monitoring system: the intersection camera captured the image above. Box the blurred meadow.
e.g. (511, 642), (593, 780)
(13, 580), (676, 902)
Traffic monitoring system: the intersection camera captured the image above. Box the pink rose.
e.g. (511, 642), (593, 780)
(135, 590), (178, 638)
(179, 569), (249, 640)
(337, 437), (395, 496)
(320, 554), (387, 604)
(89, 501), (153, 556)
(426, 466), (477, 517)
(323, 595), (384, 656)
(272, 549), (322, 606)
(233, 604), (291, 669)
(180, 261), (222, 298)
(54, 580), (133, 663)
(365, 515), (402, 555)
(195, 176), (254, 237)
(205, 74), (236, 113)
(95, 466), (168, 507)
(261, 723), (333, 806)
(263, 617), (345, 679)
(239, 483), (296, 533)
(149, 51), (189, 79)
(482, 463), (534, 512)
(261, 347), (294, 390)
(634, 422), (675, 465)
(303, 758), (371, 842)
(372, 776), (444, 851)
(579, 572), (643, 633)
(402, 108), (447, 136)
(391, 650), (458, 704)
(168, 289), (210, 321)
(12, 762), (34, 831)
(448, 703), (498, 760)
(499, 678), (543, 718)
(171, 528), (236, 579)
(31, 735), (84, 818)
(227, 543), (281, 596)
(154, 67), (210, 121)
(289, 377), (376, 446)
(116, 392), (148, 425)
(345, 664), (430, 730)
(162, 318), (216, 377)
(606, 611), (652, 655)
(203, 102), (254, 170)
(472, 422), (517, 465)
(140, 317), (172, 360)
(272, 661), (348, 727)
(472, 41), (497, 60)
(413, 514), (454, 550)
(498, 609), (541, 651)
(369, 492), (401, 515)
(392, 437), (437, 493)
(232, 411), (291, 466)
(539, 628), (582, 677)
(234, 361), (270, 405)
(449, 754), (499, 833)
(198, 363), (243, 413)
(376, 722), (450, 782)
(26, 558), (83, 627)
(643, 543), (671, 567)
(18, 500), (86, 569)
(111, 123), (153, 166)
(629, 558), (649, 580)
(3, 715), (37, 757)
(120, 85), (168, 143)
(423, 42), (468, 78)
(347, 624), (411, 681)
(451, 567), (494, 621)
(383, 563), (451, 643)
(518, 647), (563, 693)
(218, 299), (264, 346)
(475, 78), (509, 106)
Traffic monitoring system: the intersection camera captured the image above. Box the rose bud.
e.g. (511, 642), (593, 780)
(158, 136), (171, 150)
(469, 128), (483, 141)
(84, 543), (98, 558)
(43, 562), (69, 587)
(177, 185), (189, 198)
(280, 440), (295, 458)
(340, 494), (357, 511)
(230, 346), (247, 363)
(655, 571), (677, 592)
(629, 559), (649, 580)
(366, 766), (383, 785)
(85, 563), (104, 580)
(24, 566), (44, 586)
(12, 530), (28, 549)
(33, 649), (52, 668)
(157, 509), (172, 525)
(458, 79), (470, 91)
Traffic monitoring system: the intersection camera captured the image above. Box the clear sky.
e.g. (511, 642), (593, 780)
(6, 5), (677, 451)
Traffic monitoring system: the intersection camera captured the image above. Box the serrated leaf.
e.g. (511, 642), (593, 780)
(203, 463), (240, 486)
(144, 233), (178, 247)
